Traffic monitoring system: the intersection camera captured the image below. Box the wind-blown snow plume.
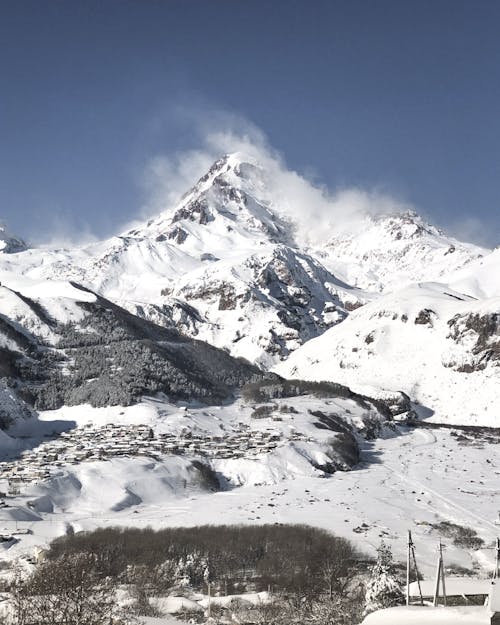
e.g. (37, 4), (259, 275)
(137, 110), (416, 247)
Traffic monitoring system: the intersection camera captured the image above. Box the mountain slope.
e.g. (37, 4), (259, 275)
(0, 155), (368, 365)
(276, 282), (500, 425)
(128, 245), (371, 367)
(448, 246), (500, 299)
(0, 280), (266, 411)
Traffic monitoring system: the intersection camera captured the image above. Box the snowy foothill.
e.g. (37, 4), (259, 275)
(0, 391), (390, 559)
(277, 282), (500, 426)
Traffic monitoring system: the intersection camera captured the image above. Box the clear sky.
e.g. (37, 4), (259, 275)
(1, 0), (499, 246)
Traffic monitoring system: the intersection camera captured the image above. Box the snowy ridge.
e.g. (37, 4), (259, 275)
(312, 210), (486, 292)
(448, 246), (500, 299)
(129, 244), (367, 367)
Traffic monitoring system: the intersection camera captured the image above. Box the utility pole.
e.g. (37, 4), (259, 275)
(406, 530), (424, 606)
(495, 537), (500, 579)
(440, 542), (447, 606)
(411, 538), (424, 606)
(433, 541), (447, 607)
(406, 531), (411, 606)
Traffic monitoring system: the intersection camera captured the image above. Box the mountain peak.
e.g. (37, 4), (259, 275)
(187, 152), (262, 194)
(0, 223), (28, 254)
(372, 209), (442, 241)
(127, 153), (294, 251)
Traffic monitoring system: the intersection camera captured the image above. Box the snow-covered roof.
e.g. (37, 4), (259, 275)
(362, 605), (489, 625)
(408, 577), (492, 597)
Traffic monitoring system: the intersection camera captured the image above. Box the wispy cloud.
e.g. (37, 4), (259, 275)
(29, 212), (100, 248)
(135, 106), (420, 247)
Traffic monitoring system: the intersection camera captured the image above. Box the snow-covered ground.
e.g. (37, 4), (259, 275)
(1, 406), (499, 580)
(362, 605), (491, 625)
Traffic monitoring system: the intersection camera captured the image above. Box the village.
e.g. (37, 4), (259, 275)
(0, 421), (309, 495)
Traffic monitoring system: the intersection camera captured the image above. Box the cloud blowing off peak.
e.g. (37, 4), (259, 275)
(138, 112), (426, 248)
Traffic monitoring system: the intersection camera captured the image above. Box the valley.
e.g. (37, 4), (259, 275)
(0, 415), (498, 581)
(0, 152), (498, 592)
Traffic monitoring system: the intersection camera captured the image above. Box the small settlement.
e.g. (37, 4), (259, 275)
(0, 422), (309, 495)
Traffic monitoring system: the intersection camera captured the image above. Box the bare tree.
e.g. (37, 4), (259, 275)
(10, 553), (134, 625)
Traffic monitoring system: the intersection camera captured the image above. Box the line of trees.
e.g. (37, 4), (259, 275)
(46, 524), (361, 603)
(4, 525), (406, 625)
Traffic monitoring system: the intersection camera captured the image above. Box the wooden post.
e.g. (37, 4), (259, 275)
(433, 543), (442, 607)
(440, 542), (447, 606)
(411, 540), (424, 606)
(207, 580), (211, 618)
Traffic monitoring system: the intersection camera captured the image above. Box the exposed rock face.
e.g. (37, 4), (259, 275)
(414, 309), (435, 326)
(447, 312), (500, 372)
(128, 245), (358, 368)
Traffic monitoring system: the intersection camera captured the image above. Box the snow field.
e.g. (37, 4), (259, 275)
(0, 403), (499, 583)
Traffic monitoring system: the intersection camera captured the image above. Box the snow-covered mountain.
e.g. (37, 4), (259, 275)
(0, 154), (370, 365)
(0, 151), (500, 573)
(310, 210), (486, 292)
(0, 152), (497, 423)
(0, 224), (27, 254)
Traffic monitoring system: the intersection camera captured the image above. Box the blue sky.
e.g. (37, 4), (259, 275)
(1, 0), (499, 246)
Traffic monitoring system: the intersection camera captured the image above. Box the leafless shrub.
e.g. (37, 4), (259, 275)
(251, 404), (277, 418)
(431, 521), (484, 550)
(10, 553), (134, 625)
